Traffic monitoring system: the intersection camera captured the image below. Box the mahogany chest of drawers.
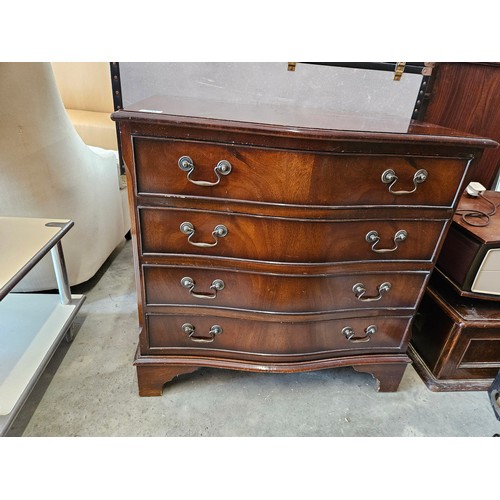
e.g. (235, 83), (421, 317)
(112, 95), (496, 396)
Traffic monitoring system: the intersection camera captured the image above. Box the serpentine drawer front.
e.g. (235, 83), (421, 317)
(133, 137), (469, 208)
(143, 265), (428, 313)
(112, 94), (496, 396)
(139, 207), (447, 263)
(145, 314), (414, 359)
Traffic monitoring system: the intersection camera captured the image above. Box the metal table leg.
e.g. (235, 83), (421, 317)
(50, 241), (71, 305)
(50, 241), (76, 341)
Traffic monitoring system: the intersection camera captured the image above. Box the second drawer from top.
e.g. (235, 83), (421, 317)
(139, 207), (448, 264)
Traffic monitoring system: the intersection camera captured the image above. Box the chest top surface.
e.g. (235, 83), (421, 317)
(112, 95), (498, 151)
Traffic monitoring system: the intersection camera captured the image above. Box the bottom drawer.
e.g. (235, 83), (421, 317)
(145, 313), (413, 361)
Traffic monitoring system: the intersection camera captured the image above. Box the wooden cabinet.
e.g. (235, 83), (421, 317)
(410, 272), (500, 391)
(112, 95), (496, 396)
(410, 190), (500, 391)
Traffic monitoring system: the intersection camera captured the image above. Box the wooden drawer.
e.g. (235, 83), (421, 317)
(146, 313), (413, 360)
(139, 207), (447, 263)
(133, 137), (467, 207)
(143, 265), (428, 313)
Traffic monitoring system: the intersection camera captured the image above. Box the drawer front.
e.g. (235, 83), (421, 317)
(139, 207), (447, 263)
(146, 313), (413, 358)
(459, 334), (500, 366)
(133, 137), (467, 207)
(144, 265), (428, 313)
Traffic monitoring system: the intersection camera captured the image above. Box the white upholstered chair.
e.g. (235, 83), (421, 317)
(0, 62), (130, 291)
(50, 62), (118, 151)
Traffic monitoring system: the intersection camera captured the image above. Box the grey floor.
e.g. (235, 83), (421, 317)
(6, 240), (500, 437)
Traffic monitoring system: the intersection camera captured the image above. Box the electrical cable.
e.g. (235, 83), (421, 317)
(456, 191), (500, 227)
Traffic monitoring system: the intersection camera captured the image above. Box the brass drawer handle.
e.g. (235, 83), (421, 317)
(180, 277), (225, 299)
(180, 222), (228, 248)
(178, 155), (232, 187)
(352, 282), (391, 302)
(342, 324), (377, 343)
(366, 229), (407, 253)
(381, 168), (428, 195)
(182, 323), (223, 343)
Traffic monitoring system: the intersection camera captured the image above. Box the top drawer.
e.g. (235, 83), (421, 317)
(132, 137), (468, 207)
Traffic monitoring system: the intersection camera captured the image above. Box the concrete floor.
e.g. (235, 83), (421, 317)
(6, 240), (500, 437)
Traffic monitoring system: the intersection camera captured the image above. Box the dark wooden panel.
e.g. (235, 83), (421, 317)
(422, 63), (500, 188)
(460, 337), (500, 366)
(436, 224), (481, 288)
(411, 290), (457, 372)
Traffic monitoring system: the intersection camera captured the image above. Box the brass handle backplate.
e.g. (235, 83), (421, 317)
(180, 221), (228, 248)
(366, 229), (407, 253)
(342, 325), (377, 343)
(381, 168), (428, 195)
(182, 323), (223, 343)
(352, 282), (391, 302)
(178, 155), (232, 187)
(180, 277), (225, 299)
